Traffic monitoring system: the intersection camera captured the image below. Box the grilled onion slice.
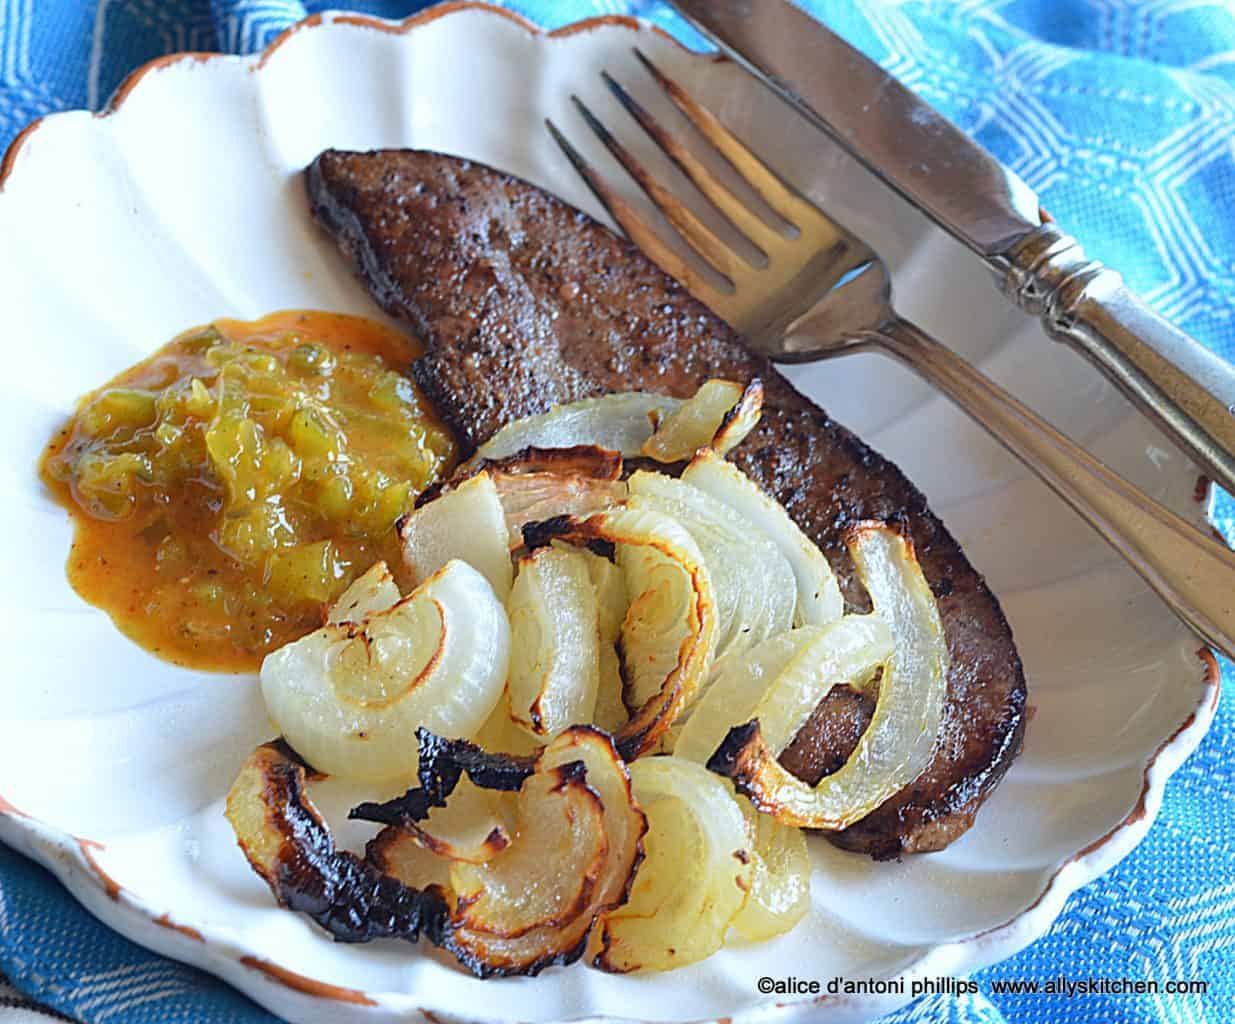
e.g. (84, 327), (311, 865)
(592, 757), (752, 972)
(419, 447), (627, 550)
(469, 380), (760, 469)
(367, 728), (645, 977)
(675, 630), (814, 766)
(493, 472), (627, 548)
(396, 778), (515, 864)
(675, 617), (893, 768)
(226, 741), (447, 943)
(452, 445), (624, 488)
(730, 799), (811, 943)
(379, 727), (643, 886)
(683, 450), (843, 627)
(450, 763), (608, 940)
(627, 472), (795, 668)
(351, 729), (536, 829)
(260, 560), (510, 782)
(709, 524), (948, 830)
(641, 379), (762, 463)
(471, 393), (681, 465)
(507, 544), (601, 739)
(537, 727), (647, 904)
(327, 561), (401, 625)
(473, 695), (544, 757)
(585, 551), (630, 734)
(399, 472), (513, 601)
(465, 446), (627, 547)
(540, 503), (717, 758)
(368, 824), (455, 892)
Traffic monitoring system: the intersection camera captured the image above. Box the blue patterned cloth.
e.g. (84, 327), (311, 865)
(3, 2), (1234, 1022)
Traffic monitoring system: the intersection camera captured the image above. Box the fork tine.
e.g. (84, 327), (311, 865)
(600, 69), (782, 254)
(569, 95), (747, 282)
(633, 48), (818, 230)
(545, 117), (734, 319)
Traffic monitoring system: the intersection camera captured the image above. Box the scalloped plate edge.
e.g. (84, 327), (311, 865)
(0, 7), (1223, 1024)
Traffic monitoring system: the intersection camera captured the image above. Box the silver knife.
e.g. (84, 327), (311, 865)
(670, 0), (1235, 500)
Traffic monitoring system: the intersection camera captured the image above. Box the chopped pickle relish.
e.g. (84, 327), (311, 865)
(40, 310), (456, 671)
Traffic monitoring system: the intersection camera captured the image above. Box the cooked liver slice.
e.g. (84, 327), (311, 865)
(306, 148), (1027, 859)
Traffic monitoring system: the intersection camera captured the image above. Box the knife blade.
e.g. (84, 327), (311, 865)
(668, 0), (1042, 256)
(668, 0), (1235, 503)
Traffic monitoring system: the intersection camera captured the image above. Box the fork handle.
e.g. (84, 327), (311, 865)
(999, 222), (1235, 497)
(867, 314), (1235, 660)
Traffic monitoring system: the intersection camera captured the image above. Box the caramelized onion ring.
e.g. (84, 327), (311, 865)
(431, 444), (624, 497)
(360, 727), (646, 978)
(731, 797), (811, 943)
(449, 762), (608, 941)
(396, 778), (514, 864)
(709, 523), (948, 830)
(225, 741), (448, 944)
(531, 504), (717, 759)
(350, 729), (534, 828)
(426, 447), (628, 548)
(506, 544), (601, 738)
(626, 471), (795, 670)
(467, 380), (760, 470)
(675, 616), (893, 769)
(641, 379), (762, 463)
(260, 560), (509, 782)
(468, 393), (681, 466)
(682, 449), (843, 628)
(591, 757), (752, 972)
(399, 473), (513, 599)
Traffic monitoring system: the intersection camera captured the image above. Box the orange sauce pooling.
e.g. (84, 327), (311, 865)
(40, 310), (457, 673)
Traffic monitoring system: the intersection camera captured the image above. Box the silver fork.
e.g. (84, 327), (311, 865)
(547, 50), (1235, 661)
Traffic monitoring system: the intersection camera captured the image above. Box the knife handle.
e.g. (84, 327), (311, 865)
(999, 222), (1235, 495)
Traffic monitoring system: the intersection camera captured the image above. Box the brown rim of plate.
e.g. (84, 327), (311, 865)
(0, 2), (712, 191)
(240, 956), (378, 1007)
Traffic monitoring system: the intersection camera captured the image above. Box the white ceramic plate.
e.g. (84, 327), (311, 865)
(0, 6), (1220, 1023)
